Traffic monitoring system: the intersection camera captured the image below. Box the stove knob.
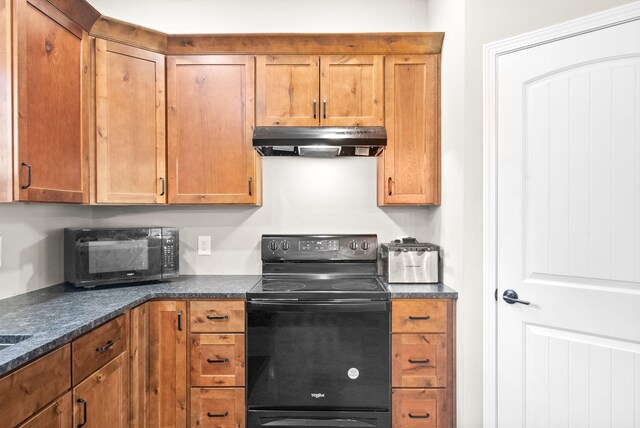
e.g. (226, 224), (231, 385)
(349, 241), (359, 251)
(282, 240), (291, 251)
(269, 240), (279, 251)
(361, 241), (370, 250)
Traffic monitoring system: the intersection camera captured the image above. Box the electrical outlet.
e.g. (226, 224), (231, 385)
(197, 235), (211, 256)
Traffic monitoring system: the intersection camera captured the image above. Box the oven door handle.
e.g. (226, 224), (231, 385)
(247, 301), (389, 313)
(262, 418), (376, 427)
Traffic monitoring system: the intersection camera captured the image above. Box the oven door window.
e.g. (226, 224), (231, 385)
(247, 301), (390, 411)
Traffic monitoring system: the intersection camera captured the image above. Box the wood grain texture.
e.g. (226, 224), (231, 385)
(73, 352), (129, 428)
(392, 300), (448, 334)
(392, 334), (447, 388)
(90, 16), (168, 54)
(95, 38), (166, 204)
(72, 313), (128, 385)
(168, 32), (444, 55)
(320, 55), (384, 126)
(256, 55), (320, 126)
(14, 0), (89, 203)
(190, 334), (245, 387)
(18, 391), (72, 428)
(0, 0), (11, 202)
(379, 55), (440, 206)
(149, 301), (187, 428)
(167, 55), (259, 205)
(392, 388), (447, 428)
(130, 303), (150, 428)
(45, 0), (100, 32)
(0, 345), (71, 427)
(190, 388), (245, 428)
(189, 300), (245, 333)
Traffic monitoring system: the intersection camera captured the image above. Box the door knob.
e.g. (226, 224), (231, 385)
(502, 289), (530, 305)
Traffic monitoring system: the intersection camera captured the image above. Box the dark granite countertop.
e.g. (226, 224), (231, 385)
(0, 275), (456, 377)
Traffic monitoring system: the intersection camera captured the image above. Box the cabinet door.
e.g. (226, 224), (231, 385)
(95, 39), (166, 204)
(149, 301), (187, 427)
(130, 303), (150, 428)
(379, 55), (440, 205)
(256, 55), (319, 126)
(320, 55), (384, 126)
(392, 389), (446, 428)
(167, 55), (260, 204)
(18, 392), (72, 428)
(73, 353), (129, 428)
(14, 0), (89, 203)
(0, 0), (11, 201)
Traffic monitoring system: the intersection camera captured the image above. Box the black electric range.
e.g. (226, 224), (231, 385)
(247, 234), (391, 428)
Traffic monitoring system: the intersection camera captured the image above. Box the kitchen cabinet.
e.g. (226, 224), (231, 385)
(191, 388), (245, 428)
(256, 54), (384, 127)
(130, 303), (150, 428)
(149, 300), (188, 427)
(378, 55), (440, 206)
(94, 39), (166, 204)
(391, 299), (455, 428)
(167, 55), (261, 205)
(18, 392), (72, 428)
(73, 352), (129, 427)
(14, 0), (89, 203)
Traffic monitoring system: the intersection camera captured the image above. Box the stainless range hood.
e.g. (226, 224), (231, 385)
(253, 126), (387, 157)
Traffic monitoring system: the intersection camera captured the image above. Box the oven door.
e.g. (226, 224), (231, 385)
(72, 228), (163, 286)
(247, 300), (390, 411)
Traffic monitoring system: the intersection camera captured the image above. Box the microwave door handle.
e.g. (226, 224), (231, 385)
(262, 419), (375, 427)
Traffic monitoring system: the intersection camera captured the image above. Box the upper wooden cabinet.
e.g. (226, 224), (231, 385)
(167, 55), (261, 205)
(378, 55), (440, 205)
(14, 0), (89, 203)
(320, 55), (384, 126)
(256, 55), (319, 126)
(94, 39), (166, 204)
(256, 55), (384, 127)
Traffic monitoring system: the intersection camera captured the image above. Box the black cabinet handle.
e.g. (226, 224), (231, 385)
(313, 99), (317, 119)
(408, 358), (430, 364)
(409, 413), (430, 419)
(77, 398), (87, 427)
(408, 315), (431, 320)
(21, 162), (31, 190)
(206, 315), (229, 320)
(207, 358), (229, 364)
(323, 99), (327, 119)
(207, 411), (229, 418)
(96, 340), (114, 353)
(388, 177), (393, 196)
(159, 177), (165, 196)
(177, 310), (182, 331)
(248, 177), (253, 196)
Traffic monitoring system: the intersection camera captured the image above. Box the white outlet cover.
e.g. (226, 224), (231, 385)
(197, 235), (211, 256)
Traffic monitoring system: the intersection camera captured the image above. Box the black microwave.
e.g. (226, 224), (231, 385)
(64, 227), (179, 288)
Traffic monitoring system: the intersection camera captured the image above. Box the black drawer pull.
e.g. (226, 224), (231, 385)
(206, 315), (229, 320)
(408, 358), (430, 364)
(408, 315), (431, 321)
(409, 413), (430, 419)
(21, 162), (31, 190)
(96, 340), (114, 352)
(207, 358), (229, 364)
(77, 398), (87, 427)
(207, 411), (229, 418)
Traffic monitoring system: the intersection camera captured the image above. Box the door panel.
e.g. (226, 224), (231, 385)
(320, 55), (384, 126)
(167, 55), (259, 204)
(495, 18), (640, 428)
(256, 55), (319, 126)
(95, 39), (166, 204)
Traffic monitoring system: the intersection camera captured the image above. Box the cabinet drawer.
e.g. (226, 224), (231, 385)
(392, 300), (447, 333)
(18, 391), (72, 428)
(392, 389), (445, 428)
(191, 388), (245, 428)
(190, 334), (245, 387)
(0, 345), (71, 427)
(392, 334), (447, 388)
(190, 300), (245, 333)
(72, 314), (128, 385)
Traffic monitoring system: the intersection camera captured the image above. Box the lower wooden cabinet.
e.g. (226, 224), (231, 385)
(73, 352), (129, 428)
(190, 388), (245, 428)
(190, 334), (245, 387)
(392, 389), (446, 428)
(18, 392), (72, 428)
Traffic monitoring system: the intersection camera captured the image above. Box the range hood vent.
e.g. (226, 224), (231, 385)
(253, 126), (387, 157)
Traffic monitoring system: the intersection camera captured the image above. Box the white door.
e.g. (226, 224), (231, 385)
(494, 15), (640, 428)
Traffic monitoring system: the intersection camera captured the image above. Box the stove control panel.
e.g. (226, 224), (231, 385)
(261, 234), (377, 261)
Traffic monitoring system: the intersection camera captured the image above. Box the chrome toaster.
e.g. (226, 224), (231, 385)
(380, 238), (439, 283)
